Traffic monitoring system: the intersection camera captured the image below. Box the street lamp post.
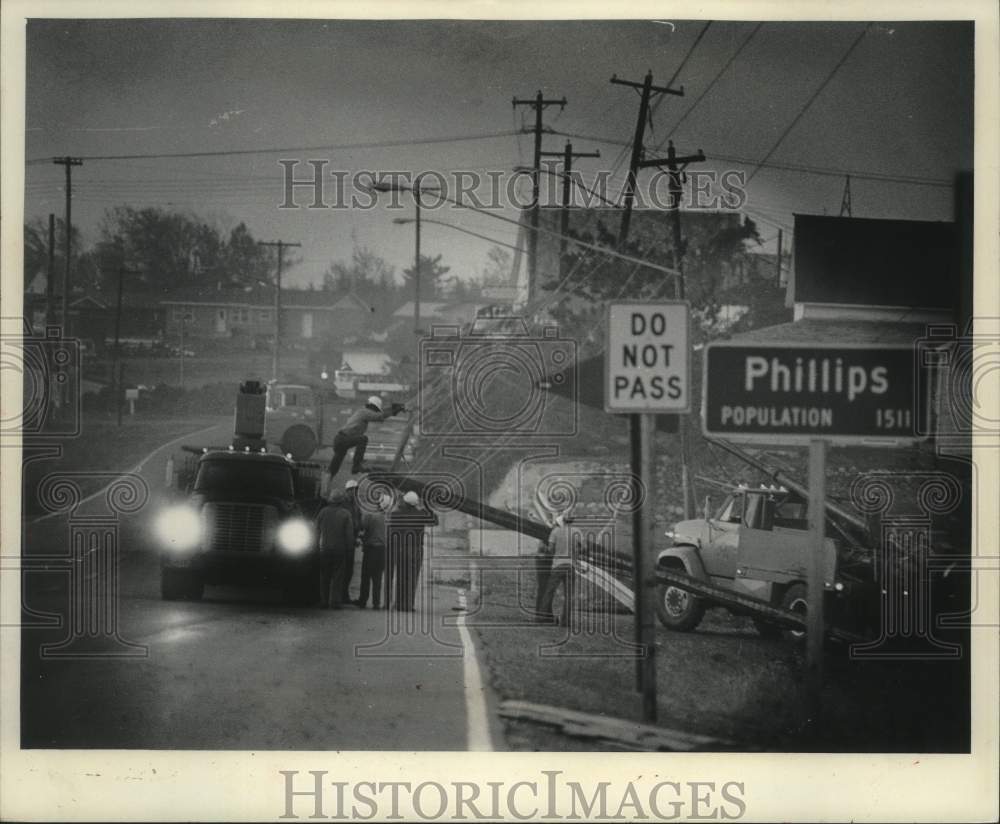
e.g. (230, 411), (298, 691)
(372, 180), (440, 336)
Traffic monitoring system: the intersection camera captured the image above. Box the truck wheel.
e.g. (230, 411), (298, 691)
(280, 425), (317, 460)
(781, 583), (809, 641)
(655, 583), (705, 631)
(285, 577), (318, 606)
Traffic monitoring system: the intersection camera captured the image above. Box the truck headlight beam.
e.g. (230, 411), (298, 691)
(277, 519), (313, 554)
(155, 505), (202, 551)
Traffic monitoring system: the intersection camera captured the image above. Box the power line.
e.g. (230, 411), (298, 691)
(746, 24), (872, 184)
(548, 128), (952, 187)
(25, 130), (523, 165)
(653, 22), (764, 152)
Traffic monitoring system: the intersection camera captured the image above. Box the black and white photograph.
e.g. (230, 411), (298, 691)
(2, 2), (998, 821)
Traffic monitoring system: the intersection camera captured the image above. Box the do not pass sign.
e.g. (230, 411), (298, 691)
(605, 302), (691, 414)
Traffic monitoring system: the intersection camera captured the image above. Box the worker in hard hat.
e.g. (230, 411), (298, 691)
(386, 490), (439, 612)
(341, 478), (362, 604)
(354, 492), (393, 609)
(326, 395), (405, 480)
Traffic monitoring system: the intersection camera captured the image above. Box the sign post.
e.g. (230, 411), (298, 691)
(606, 302), (690, 723)
(702, 341), (928, 728)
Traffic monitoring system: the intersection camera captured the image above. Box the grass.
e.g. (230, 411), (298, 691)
(22, 413), (227, 516)
(467, 564), (970, 752)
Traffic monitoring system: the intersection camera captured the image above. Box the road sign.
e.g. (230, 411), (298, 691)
(481, 286), (520, 301)
(703, 342), (926, 444)
(605, 302), (691, 414)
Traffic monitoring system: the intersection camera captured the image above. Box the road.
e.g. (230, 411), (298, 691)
(20, 421), (499, 751)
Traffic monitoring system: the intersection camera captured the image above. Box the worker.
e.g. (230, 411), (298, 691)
(341, 479), (362, 604)
(354, 493), (392, 609)
(387, 490), (439, 612)
(315, 489), (355, 609)
(536, 514), (572, 624)
(326, 395), (405, 480)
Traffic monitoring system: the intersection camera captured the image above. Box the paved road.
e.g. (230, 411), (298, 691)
(20, 422), (496, 751)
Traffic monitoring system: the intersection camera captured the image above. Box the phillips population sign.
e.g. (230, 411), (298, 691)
(702, 342), (928, 444)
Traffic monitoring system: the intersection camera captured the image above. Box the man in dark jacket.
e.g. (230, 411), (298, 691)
(316, 490), (355, 609)
(326, 395), (405, 480)
(354, 493), (391, 608)
(387, 491), (439, 612)
(341, 478), (362, 604)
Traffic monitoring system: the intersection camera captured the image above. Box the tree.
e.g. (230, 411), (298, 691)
(542, 211), (760, 352)
(402, 253), (450, 301)
(24, 217), (104, 294)
(481, 245), (513, 286)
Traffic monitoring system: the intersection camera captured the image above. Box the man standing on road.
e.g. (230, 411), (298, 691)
(354, 493), (391, 609)
(341, 478), (362, 605)
(326, 395), (405, 481)
(388, 490), (439, 612)
(316, 489), (355, 609)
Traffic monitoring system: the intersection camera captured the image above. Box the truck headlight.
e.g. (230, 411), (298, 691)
(155, 505), (202, 551)
(277, 519), (313, 554)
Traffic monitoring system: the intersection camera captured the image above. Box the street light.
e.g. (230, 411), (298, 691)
(371, 180), (440, 335)
(391, 216), (521, 253)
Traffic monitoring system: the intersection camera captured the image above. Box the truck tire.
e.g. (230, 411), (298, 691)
(285, 576), (319, 607)
(781, 582), (809, 641)
(280, 425), (317, 460)
(655, 582), (705, 631)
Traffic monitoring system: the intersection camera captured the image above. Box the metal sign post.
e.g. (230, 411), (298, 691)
(806, 438), (827, 724)
(606, 302), (690, 723)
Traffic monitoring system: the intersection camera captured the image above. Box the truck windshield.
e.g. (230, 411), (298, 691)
(194, 460), (294, 498)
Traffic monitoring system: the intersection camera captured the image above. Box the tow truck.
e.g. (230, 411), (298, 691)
(656, 481), (876, 639)
(158, 381), (325, 603)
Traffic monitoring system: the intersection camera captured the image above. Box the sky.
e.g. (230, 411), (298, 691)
(22, 18), (974, 289)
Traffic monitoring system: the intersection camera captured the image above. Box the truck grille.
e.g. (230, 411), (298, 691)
(203, 503), (276, 552)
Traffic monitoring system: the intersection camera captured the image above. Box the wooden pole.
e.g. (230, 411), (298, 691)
(639, 413), (658, 722)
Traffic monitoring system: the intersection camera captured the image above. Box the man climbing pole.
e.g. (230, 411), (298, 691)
(326, 395), (405, 482)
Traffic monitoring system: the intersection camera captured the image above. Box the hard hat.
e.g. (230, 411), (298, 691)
(403, 491), (420, 506)
(345, 479), (359, 490)
(367, 395), (383, 412)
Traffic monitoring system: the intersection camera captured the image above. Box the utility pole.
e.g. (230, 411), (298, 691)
(46, 213), (56, 325)
(776, 229), (783, 285)
(258, 240), (301, 381)
(539, 140), (600, 274)
(53, 157), (82, 334)
(839, 174), (852, 217)
(512, 91), (566, 298)
(111, 249), (139, 427)
(610, 71), (684, 244)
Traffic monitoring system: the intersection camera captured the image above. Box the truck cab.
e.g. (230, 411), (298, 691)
(157, 448), (323, 603)
(656, 485), (842, 636)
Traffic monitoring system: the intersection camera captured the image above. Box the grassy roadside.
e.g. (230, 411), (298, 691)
(22, 414), (228, 517)
(467, 566), (970, 752)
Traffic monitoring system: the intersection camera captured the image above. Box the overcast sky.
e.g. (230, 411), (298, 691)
(23, 19), (973, 288)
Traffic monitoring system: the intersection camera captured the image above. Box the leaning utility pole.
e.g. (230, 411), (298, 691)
(610, 71), (683, 244)
(512, 90), (566, 298)
(539, 140), (600, 274)
(52, 157), (82, 334)
(258, 240), (301, 381)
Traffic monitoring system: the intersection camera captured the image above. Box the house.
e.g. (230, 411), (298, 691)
(391, 301), (491, 329)
(160, 287), (375, 346)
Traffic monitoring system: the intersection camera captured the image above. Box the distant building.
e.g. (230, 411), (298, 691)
(160, 287), (374, 345)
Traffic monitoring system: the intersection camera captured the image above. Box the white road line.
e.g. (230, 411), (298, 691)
(455, 589), (494, 751)
(29, 421), (225, 523)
